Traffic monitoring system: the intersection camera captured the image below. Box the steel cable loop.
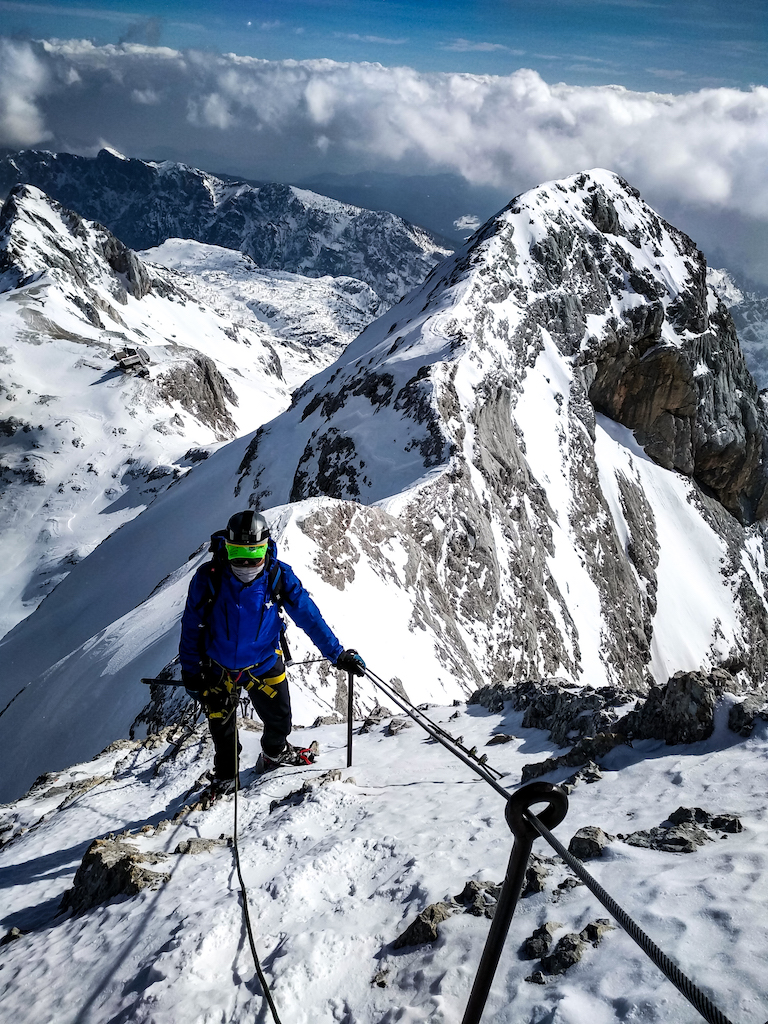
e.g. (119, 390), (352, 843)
(232, 723), (284, 1024)
(362, 668), (510, 796)
(525, 809), (736, 1024)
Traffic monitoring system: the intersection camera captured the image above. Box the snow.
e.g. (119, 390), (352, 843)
(592, 416), (740, 682)
(2, 695), (768, 1024)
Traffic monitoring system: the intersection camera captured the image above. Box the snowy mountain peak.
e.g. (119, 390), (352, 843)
(227, 168), (768, 697)
(0, 183), (152, 308)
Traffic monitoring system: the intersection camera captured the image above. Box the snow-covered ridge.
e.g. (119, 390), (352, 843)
(0, 148), (452, 305)
(2, 689), (768, 1024)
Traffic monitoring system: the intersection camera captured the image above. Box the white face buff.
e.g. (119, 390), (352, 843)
(231, 560), (265, 584)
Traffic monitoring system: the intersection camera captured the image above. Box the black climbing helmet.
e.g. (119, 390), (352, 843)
(226, 510), (270, 546)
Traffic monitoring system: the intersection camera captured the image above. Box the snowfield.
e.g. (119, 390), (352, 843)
(1, 696), (767, 1024)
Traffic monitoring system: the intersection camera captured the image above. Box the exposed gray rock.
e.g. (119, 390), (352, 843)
(618, 805), (742, 852)
(521, 732), (626, 783)
(580, 919), (614, 945)
(0, 927), (26, 946)
(386, 717), (412, 736)
(568, 826), (614, 860)
(522, 854), (554, 896)
(312, 714), (342, 727)
(539, 932), (587, 975)
(453, 879), (502, 918)
(359, 704), (395, 734)
(269, 769), (344, 813)
(527, 918), (614, 981)
(156, 354), (237, 439)
(728, 697), (768, 736)
(392, 902), (454, 948)
(618, 670), (732, 744)
(521, 921), (562, 959)
(667, 806), (743, 833)
(174, 838), (228, 855)
(486, 733), (515, 745)
(59, 838), (170, 915)
(43, 775), (108, 806)
(516, 678), (626, 746)
(563, 761), (603, 793)
(622, 824), (711, 854)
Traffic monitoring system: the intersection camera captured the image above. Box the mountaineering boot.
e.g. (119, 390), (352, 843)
(256, 740), (319, 773)
(211, 775), (238, 797)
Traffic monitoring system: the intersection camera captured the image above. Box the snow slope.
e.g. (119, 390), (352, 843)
(1, 696), (767, 1024)
(0, 189), (384, 639)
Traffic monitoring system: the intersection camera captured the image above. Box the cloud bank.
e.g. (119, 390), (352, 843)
(1, 38), (767, 276)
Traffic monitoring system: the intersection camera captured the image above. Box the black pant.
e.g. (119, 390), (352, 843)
(202, 657), (292, 779)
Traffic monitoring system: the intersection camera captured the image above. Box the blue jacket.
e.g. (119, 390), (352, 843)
(179, 538), (344, 675)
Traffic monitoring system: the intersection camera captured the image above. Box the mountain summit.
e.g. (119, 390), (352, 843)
(232, 168), (768, 693)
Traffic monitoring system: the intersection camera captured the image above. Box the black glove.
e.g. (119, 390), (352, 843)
(336, 649), (366, 677)
(182, 669), (203, 698)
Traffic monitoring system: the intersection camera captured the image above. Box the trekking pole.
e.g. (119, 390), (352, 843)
(346, 670), (354, 768)
(461, 782), (569, 1024)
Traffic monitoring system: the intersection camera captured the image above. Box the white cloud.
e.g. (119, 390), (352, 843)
(1, 39), (767, 233)
(336, 33), (408, 45)
(131, 86), (160, 104)
(454, 214), (481, 232)
(443, 39), (519, 53)
(0, 38), (51, 146)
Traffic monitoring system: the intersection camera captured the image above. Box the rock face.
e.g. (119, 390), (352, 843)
(0, 149), (451, 305)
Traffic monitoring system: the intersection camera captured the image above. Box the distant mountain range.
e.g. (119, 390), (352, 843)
(0, 149), (451, 306)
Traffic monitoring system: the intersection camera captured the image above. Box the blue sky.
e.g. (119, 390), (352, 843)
(0, 0), (765, 92)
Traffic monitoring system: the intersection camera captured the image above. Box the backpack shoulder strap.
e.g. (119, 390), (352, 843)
(268, 559), (286, 609)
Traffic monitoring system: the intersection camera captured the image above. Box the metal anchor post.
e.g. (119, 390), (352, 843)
(461, 781), (569, 1024)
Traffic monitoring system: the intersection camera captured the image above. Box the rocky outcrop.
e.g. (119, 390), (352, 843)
(156, 354), (238, 439)
(525, 920), (614, 983)
(619, 669), (737, 745)
(568, 826), (614, 860)
(392, 902), (454, 948)
(59, 837), (169, 915)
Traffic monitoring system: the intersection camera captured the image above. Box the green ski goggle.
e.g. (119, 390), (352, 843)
(225, 541), (268, 561)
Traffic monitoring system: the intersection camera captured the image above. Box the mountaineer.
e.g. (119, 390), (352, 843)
(179, 510), (365, 791)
